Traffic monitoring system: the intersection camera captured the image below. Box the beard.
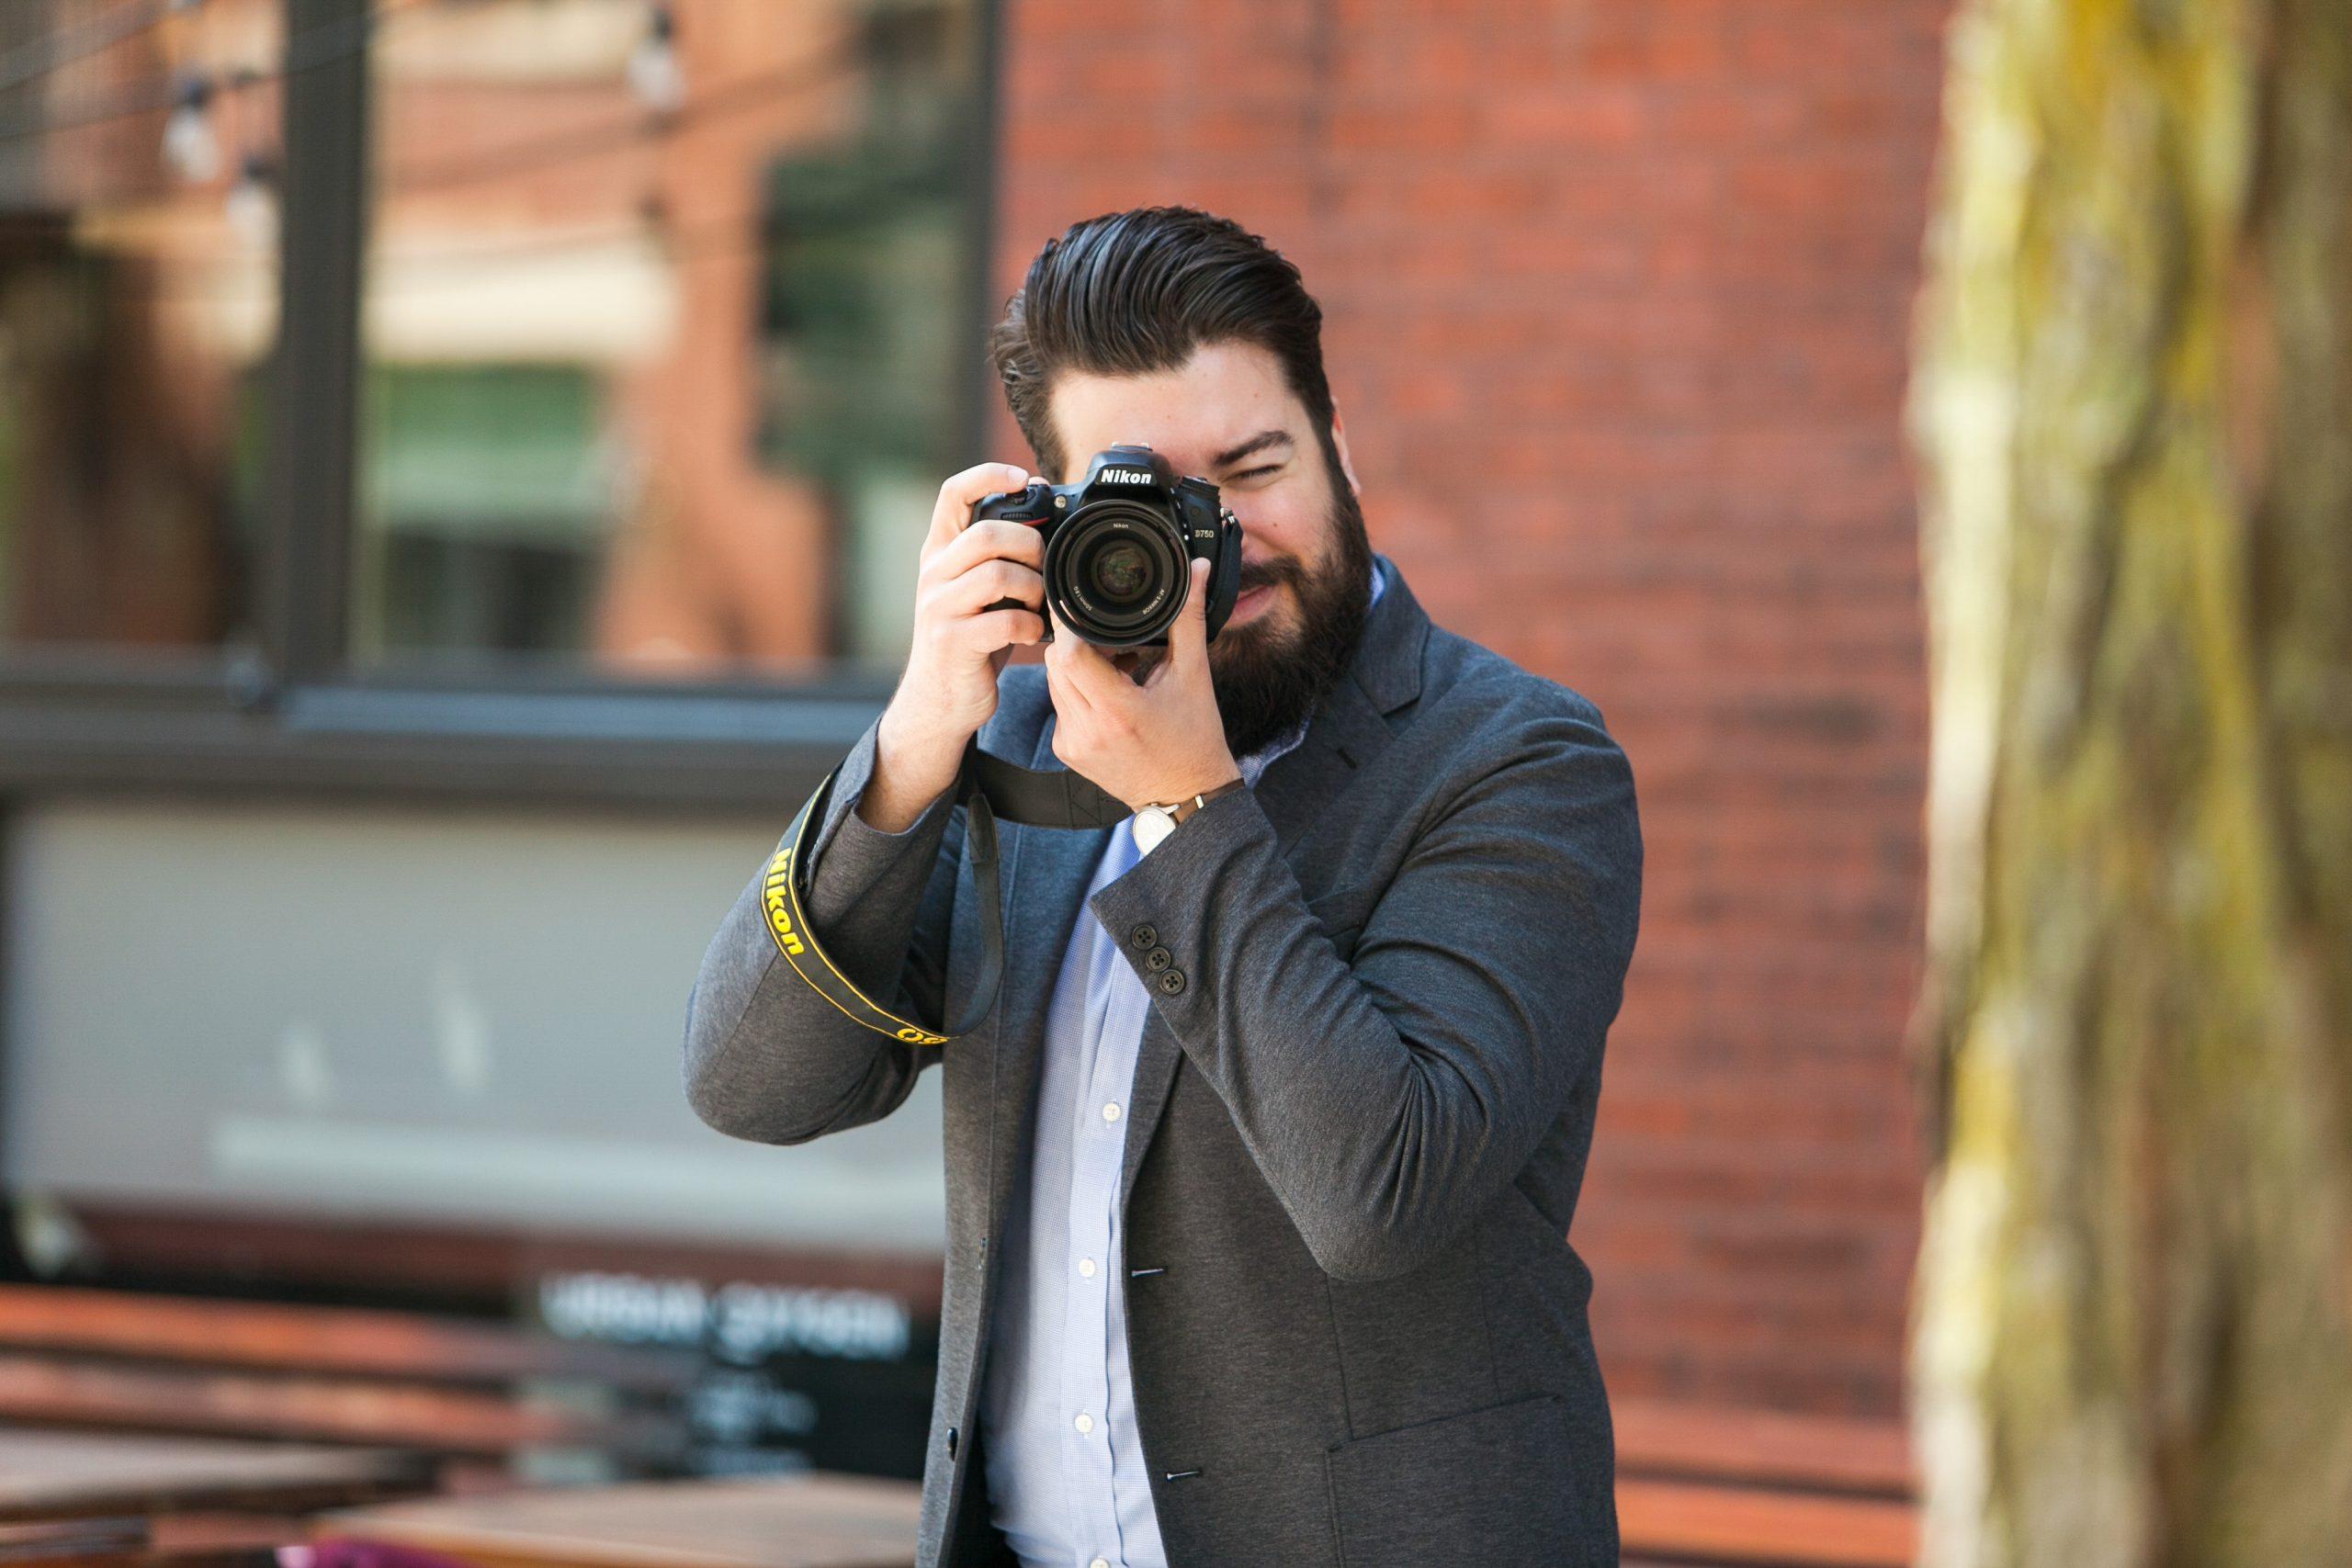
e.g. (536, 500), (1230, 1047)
(1204, 469), (1376, 761)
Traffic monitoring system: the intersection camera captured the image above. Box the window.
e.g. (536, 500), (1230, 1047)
(0, 0), (993, 708)
(0, 0), (284, 659)
(353, 0), (988, 684)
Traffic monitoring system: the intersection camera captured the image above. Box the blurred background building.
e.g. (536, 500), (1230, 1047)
(0, 0), (1942, 1483)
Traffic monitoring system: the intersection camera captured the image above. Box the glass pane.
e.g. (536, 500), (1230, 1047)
(354, 0), (985, 683)
(0, 0), (281, 659)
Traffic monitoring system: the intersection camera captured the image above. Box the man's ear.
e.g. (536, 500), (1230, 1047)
(1329, 407), (1363, 499)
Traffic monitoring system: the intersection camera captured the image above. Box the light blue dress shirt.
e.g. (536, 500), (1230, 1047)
(979, 564), (1384, 1568)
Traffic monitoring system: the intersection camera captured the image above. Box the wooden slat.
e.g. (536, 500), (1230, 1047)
(1614, 1398), (1914, 1497)
(315, 1473), (923, 1568)
(0, 1427), (432, 1523)
(0, 1288), (691, 1396)
(0, 1359), (631, 1457)
(0, 1515), (151, 1566)
(1617, 1477), (1917, 1568)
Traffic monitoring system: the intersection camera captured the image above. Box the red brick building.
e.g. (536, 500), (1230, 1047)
(989, 0), (1949, 1416)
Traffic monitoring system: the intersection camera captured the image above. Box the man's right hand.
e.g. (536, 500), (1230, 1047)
(862, 463), (1048, 833)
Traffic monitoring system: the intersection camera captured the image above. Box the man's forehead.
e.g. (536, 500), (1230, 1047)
(1047, 341), (1301, 476)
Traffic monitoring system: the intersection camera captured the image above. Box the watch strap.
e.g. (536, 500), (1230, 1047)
(1164, 775), (1248, 824)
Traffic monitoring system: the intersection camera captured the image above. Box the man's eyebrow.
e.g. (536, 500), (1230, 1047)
(1210, 430), (1294, 469)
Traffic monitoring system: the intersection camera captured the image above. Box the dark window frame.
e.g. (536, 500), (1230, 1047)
(0, 0), (1004, 813)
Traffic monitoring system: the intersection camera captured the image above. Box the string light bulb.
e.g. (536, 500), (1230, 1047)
(226, 150), (277, 249)
(627, 2), (684, 115)
(163, 72), (220, 182)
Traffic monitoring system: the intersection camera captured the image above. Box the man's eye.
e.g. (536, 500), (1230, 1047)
(1227, 465), (1281, 483)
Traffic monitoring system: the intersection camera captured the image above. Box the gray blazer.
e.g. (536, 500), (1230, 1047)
(684, 555), (1644, 1567)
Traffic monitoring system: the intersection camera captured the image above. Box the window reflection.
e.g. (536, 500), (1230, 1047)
(355, 0), (983, 682)
(0, 0), (281, 656)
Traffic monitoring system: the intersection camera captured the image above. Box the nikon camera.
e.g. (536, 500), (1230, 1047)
(972, 444), (1243, 649)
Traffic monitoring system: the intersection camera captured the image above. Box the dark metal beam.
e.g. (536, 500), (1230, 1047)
(264, 0), (372, 686)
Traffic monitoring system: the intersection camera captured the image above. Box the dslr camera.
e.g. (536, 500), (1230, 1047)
(973, 444), (1242, 649)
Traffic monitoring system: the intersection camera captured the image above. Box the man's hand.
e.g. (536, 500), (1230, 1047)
(865, 463), (1046, 832)
(1044, 558), (1242, 813)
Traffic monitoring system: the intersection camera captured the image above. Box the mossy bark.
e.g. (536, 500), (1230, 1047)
(1906, 0), (2352, 1562)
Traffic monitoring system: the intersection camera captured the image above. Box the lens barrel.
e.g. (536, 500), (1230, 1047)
(1046, 500), (1189, 646)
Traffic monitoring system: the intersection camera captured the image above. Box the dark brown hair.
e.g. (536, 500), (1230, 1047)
(988, 206), (1340, 483)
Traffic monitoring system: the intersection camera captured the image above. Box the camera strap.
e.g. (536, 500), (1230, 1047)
(758, 735), (1129, 1046)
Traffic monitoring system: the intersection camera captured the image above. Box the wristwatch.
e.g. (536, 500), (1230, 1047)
(1131, 777), (1247, 854)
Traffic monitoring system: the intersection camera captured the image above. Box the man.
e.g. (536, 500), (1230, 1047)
(684, 207), (1643, 1568)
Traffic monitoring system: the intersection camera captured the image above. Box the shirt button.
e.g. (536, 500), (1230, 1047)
(1145, 946), (1173, 973)
(1128, 924), (1158, 951)
(1074, 1412), (1094, 1435)
(1101, 1101), (1121, 1122)
(1079, 1258), (1097, 1277)
(1157, 968), (1187, 996)
(1091, 1559), (1110, 1568)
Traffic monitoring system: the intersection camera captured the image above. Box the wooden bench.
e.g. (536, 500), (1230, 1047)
(311, 1473), (923, 1568)
(306, 1402), (1917, 1568)
(311, 1461), (1917, 1568)
(0, 1284), (1917, 1565)
(0, 1284), (699, 1480)
(0, 1424), (444, 1566)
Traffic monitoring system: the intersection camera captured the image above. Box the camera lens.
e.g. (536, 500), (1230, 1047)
(1046, 502), (1187, 646)
(1083, 538), (1153, 605)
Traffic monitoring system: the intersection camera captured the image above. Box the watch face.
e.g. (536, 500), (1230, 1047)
(1132, 807), (1176, 854)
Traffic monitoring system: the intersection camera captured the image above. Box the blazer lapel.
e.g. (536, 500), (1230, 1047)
(985, 712), (1114, 1244)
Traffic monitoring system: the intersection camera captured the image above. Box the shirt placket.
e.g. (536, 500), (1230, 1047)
(1058, 918), (1133, 1568)
(1095, 973), (1165, 1565)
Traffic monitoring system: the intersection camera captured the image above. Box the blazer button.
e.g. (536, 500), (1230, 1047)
(1129, 923), (1158, 951)
(946, 1425), (958, 1460)
(1145, 946), (1173, 973)
(1157, 968), (1187, 996)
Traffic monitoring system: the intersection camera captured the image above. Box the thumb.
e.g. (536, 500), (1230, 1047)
(1172, 557), (1211, 667)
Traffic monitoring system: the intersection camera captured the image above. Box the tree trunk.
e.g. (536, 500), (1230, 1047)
(1906, 0), (2352, 1562)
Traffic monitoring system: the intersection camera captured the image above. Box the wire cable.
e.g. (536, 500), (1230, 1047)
(0, 0), (173, 99)
(384, 40), (857, 196)
(0, 0), (431, 144)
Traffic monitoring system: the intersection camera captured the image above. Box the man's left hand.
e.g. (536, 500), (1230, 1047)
(1044, 558), (1242, 813)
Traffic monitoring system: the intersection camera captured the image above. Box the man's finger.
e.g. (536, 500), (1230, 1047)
(1168, 558), (1212, 671)
(926, 519), (1045, 591)
(1052, 616), (1127, 705)
(1042, 607), (1094, 718)
(927, 462), (1031, 554)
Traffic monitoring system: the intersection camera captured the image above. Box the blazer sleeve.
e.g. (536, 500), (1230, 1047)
(1085, 691), (1643, 1281)
(681, 716), (964, 1145)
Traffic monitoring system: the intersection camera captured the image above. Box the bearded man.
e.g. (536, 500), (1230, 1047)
(685, 206), (1644, 1568)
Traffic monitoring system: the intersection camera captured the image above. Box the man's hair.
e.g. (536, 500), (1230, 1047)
(988, 206), (1339, 483)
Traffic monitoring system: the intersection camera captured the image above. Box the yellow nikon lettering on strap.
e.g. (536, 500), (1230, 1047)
(761, 848), (805, 956)
(756, 795), (954, 1049)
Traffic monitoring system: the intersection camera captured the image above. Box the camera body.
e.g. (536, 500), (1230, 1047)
(973, 444), (1243, 649)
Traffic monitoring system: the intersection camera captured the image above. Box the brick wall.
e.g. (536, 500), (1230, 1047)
(991, 0), (1951, 1416)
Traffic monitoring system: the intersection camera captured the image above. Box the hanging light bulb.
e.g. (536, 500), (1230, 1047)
(163, 73), (220, 182)
(628, 3), (684, 115)
(226, 151), (277, 249)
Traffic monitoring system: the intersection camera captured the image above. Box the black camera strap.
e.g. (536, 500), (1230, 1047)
(758, 736), (1129, 1045)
